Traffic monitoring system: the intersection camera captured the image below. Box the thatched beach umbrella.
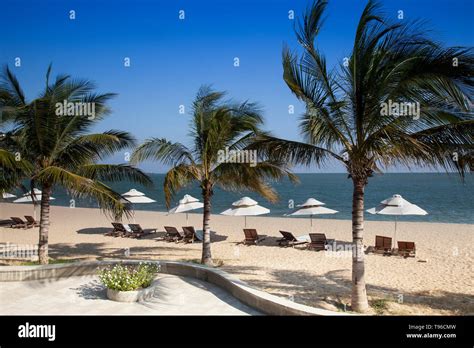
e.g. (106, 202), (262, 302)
(367, 194), (428, 245)
(220, 196), (270, 227)
(287, 197), (338, 232)
(168, 194), (203, 225)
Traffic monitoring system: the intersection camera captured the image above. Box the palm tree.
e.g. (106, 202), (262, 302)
(0, 65), (152, 264)
(132, 86), (296, 266)
(251, 0), (473, 312)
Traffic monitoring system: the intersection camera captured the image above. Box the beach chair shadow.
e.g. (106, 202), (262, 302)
(0, 219), (14, 227)
(76, 227), (112, 235)
(245, 235), (295, 248)
(208, 231), (227, 242)
(131, 228), (159, 240)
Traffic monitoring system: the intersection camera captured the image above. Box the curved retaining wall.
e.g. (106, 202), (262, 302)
(0, 260), (351, 316)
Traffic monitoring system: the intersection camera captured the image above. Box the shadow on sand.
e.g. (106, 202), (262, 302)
(220, 264), (474, 314)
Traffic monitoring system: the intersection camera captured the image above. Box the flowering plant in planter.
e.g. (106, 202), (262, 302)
(98, 262), (159, 291)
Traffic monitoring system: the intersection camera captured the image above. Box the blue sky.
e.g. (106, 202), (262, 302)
(1, 0), (473, 173)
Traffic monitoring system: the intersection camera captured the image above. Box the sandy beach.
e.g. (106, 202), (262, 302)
(1, 203), (472, 315)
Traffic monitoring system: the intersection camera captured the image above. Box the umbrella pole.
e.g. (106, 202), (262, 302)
(186, 213), (188, 226)
(245, 216), (247, 228)
(310, 215), (313, 232)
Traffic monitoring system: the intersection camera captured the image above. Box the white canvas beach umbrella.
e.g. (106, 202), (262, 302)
(220, 196), (270, 227)
(367, 194), (428, 245)
(2, 192), (16, 199)
(287, 198), (338, 232)
(168, 194), (204, 225)
(13, 189), (56, 219)
(120, 188), (156, 222)
(120, 189), (156, 204)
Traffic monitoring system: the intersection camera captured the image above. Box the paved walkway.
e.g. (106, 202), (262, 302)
(0, 274), (261, 315)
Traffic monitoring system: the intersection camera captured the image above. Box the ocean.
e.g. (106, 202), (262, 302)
(6, 173), (474, 224)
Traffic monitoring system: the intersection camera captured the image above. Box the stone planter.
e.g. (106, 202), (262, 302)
(106, 280), (158, 302)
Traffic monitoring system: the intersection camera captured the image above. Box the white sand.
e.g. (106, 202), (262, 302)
(1, 203), (473, 314)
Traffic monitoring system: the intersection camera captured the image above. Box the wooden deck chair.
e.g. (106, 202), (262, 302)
(307, 233), (327, 251)
(106, 222), (128, 237)
(397, 241), (416, 258)
(10, 217), (29, 229)
(182, 226), (199, 243)
(242, 229), (265, 245)
(128, 224), (155, 239)
(24, 215), (40, 227)
(277, 231), (308, 247)
(164, 226), (183, 242)
(374, 235), (392, 255)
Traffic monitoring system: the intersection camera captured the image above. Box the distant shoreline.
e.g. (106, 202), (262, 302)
(1, 203), (472, 226)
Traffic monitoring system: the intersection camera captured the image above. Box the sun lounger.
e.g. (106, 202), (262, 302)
(182, 226), (201, 243)
(307, 233), (327, 251)
(374, 235), (392, 255)
(397, 241), (416, 258)
(10, 217), (30, 229)
(164, 226), (183, 242)
(242, 229), (265, 245)
(277, 231), (308, 247)
(24, 215), (39, 227)
(106, 222), (129, 237)
(128, 224), (155, 239)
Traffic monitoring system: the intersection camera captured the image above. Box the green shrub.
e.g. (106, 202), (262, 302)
(98, 262), (159, 291)
(371, 298), (390, 315)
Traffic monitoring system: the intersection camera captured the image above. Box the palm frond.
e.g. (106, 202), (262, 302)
(55, 130), (136, 166)
(213, 160), (298, 203)
(131, 138), (193, 166)
(34, 166), (132, 219)
(248, 134), (341, 167)
(76, 164), (153, 187)
(0, 65), (26, 106)
(163, 164), (201, 208)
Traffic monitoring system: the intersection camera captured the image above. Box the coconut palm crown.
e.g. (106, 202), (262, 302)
(132, 86), (297, 265)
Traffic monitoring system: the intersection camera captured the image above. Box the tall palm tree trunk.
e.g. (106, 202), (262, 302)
(351, 177), (369, 312)
(38, 183), (52, 265)
(201, 185), (213, 266)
